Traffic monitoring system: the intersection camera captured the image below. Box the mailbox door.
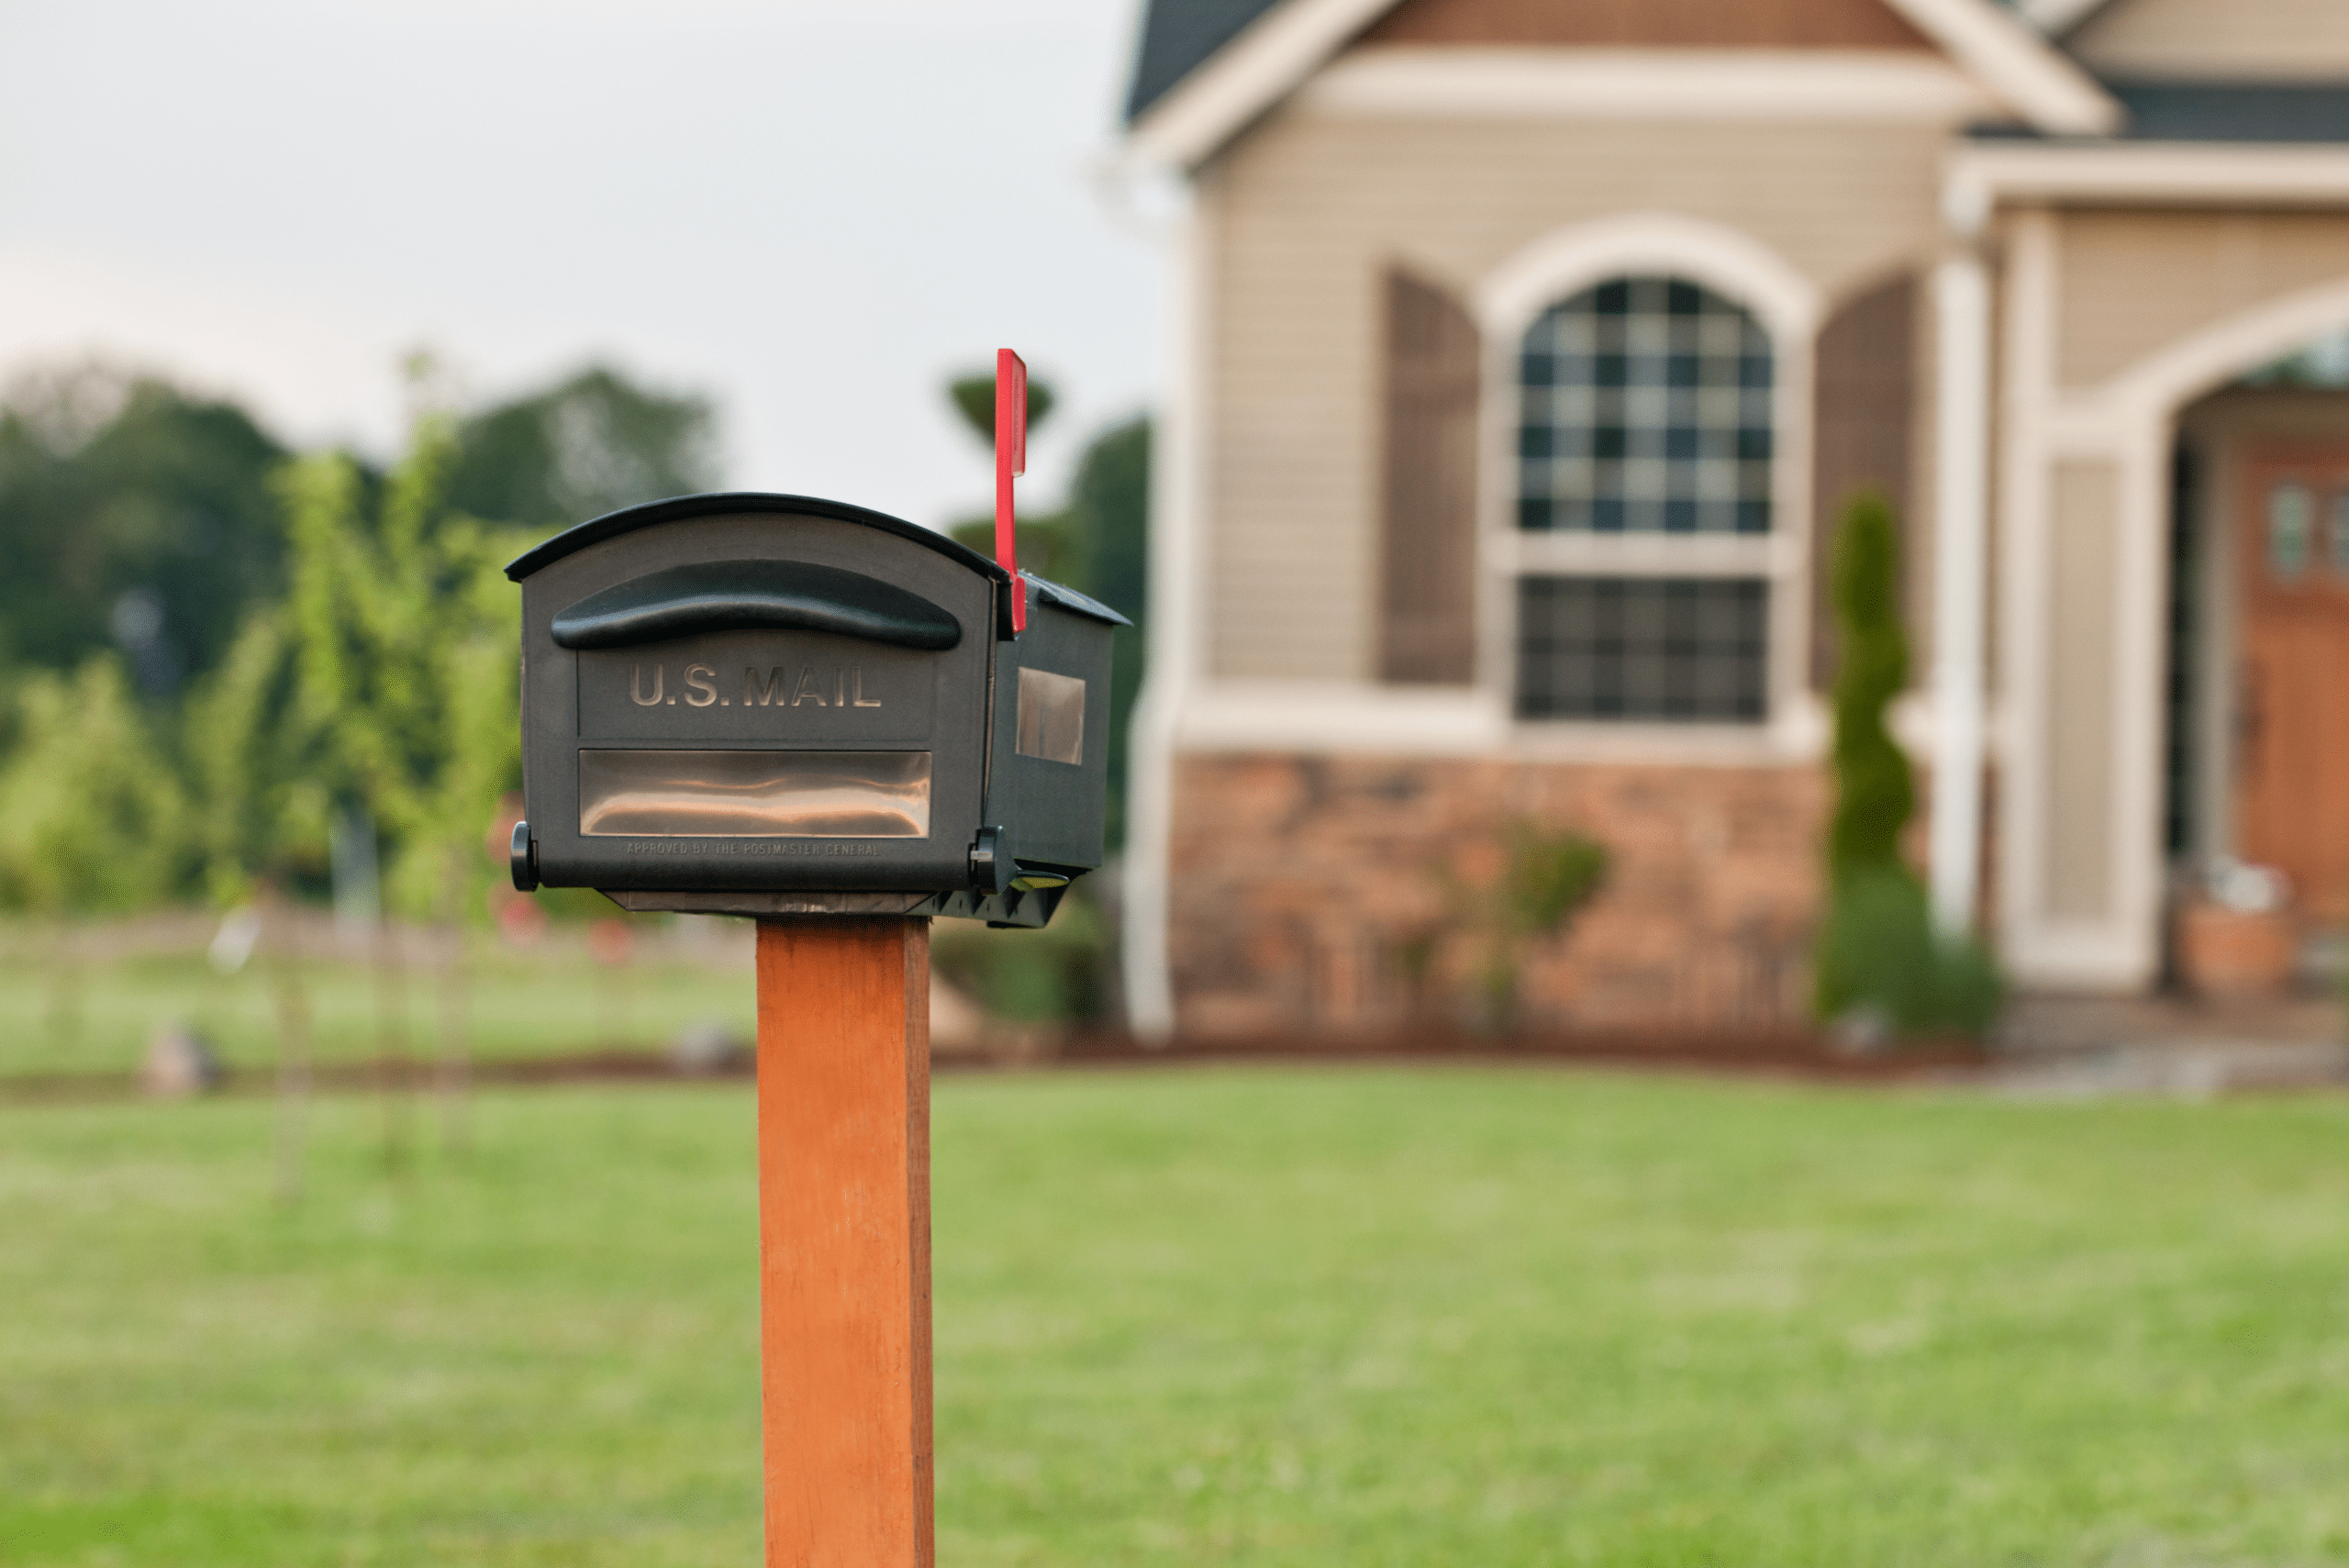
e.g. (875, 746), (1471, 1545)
(520, 508), (997, 893)
(991, 578), (1122, 873)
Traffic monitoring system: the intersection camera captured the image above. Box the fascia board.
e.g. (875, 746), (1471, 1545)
(1125, 0), (1397, 170)
(1885, 0), (2121, 134)
(1124, 0), (2121, 170)
(1952, 140), (2349, 206)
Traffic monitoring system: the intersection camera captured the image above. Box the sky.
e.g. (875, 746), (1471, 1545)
(0, 0), (1165, 529)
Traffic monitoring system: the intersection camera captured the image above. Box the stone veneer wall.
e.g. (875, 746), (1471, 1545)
(1168, 753), (1830, 1037)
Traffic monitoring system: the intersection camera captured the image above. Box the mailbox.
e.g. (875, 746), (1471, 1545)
(503, 491), (1125, 927)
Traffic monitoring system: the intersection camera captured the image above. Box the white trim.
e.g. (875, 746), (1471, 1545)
(1292, 48), (1998, 123)
(1473, 213), (1820, 754)
(1123, 0), (1393, 170)
(1928, 250), (1991, 939)
(1123, 0), (2118, 170)
(1174, 680), (1831, 762)
(1995, 207), (2067, 983)
(2101, 279), (2349, 426)
(1497, 529), (1798, 578)
(1996, 237), (2349, 994)
(2109, 415), (2173, 990)
(1951, 144), (2349, 212)
(1893, 0), (2118, 134)
(1119, 182), (1214, 1043)
(1474, 211), (1823, 343)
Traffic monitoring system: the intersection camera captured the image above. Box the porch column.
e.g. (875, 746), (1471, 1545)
(1929, 248), (1991, 937)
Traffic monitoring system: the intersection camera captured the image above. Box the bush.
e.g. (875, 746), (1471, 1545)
(1815, 492), (2002, 1040)
(1813, 867), (2002, 1039)
(1456, 822), (1609, 1034)
(930, 890), (1107, 1027)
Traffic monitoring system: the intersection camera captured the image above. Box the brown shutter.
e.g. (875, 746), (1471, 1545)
(1810, 269), (1919, 687)
(1380, 268), (1482, 684)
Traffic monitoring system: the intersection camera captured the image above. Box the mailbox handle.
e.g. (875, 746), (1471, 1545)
(551, 560), (962, 651)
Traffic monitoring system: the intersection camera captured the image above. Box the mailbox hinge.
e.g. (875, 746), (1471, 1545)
(510, 821), (540, 892)
(968, 825), (1018, 895)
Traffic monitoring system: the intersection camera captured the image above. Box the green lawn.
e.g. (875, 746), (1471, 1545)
(5, 1069), (2349, 1565)
(0, 936), (753, 1079)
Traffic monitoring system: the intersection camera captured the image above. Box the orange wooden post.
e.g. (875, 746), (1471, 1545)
(754, 917), (934, 1568)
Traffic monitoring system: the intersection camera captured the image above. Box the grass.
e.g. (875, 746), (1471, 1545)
(5, 1069), (2349, 1564)
(0, 931), (754, 1079)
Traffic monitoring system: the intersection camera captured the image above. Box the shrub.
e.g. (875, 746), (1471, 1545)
(1460, 822), (1609, 1034)
(1815, 492), (2002, 1040)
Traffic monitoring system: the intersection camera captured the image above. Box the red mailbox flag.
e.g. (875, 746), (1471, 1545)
(995, 347), (1028, 632)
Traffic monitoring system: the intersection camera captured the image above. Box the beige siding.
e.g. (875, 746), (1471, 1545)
(2069, 0), (2349, 81)
(1202, 110), (1946, 679)
(2043, 461), (2119, 921)
(2056, 209), (2349, 394)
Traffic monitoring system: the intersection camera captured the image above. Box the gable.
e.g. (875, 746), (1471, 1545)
(2068, 0), (2349, 81)
(1123, 0), (2116, 163)
(1361, 0), (1935, 52)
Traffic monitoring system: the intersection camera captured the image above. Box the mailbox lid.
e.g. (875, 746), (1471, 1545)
(507, 490), (1013, 596)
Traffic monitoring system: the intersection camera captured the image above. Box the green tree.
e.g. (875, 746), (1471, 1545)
(180, 612), (333, 907)
(0, 654), (185, 914)
(279, 418), (526, 916)
(0, 654), (188, 1050)
(1058, 417), (1148, 847)
(444, 365), (718, 537)
(1812, 492), (2000, 1038)
(0, 363), (288, 687)
(1825, 491), (1913, 877)
(278, 417), (531, 1158)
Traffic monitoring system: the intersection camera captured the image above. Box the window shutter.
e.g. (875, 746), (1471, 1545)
(1380, 269), (1481, 684)
(1809, 271), (1918, 687)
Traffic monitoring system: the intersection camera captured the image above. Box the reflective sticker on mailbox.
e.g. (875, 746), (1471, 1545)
(1015, 668), (1085, 764)
(578, 750), (931, 838)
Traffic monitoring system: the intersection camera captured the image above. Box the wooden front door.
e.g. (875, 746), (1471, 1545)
(2234, 443), (2349, 922)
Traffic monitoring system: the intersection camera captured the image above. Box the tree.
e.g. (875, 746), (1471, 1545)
(444, 365), (718, 537)
(278, 416), (531, 1158)
(0, 654), (185, 915)
(0, 654), (187, 1049)
(1812, 492), (2000, 1039)
(0, 363), (288, 689)
(1058, 417), (1148, 848)
(1825, 491), (1912, 879)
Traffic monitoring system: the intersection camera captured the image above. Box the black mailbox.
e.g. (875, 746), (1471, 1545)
(503, 492), (1125, 927)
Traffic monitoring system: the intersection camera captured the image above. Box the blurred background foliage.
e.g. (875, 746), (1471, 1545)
(0, 358), (721, 922)
(0, 354), (1151, 1031)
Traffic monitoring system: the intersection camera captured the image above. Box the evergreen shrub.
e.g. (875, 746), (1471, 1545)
(1815, 492), (2002, 1039)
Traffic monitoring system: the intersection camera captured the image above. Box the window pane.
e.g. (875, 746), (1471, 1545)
(1517, 275), (1772, 535)
(1516, 576), (1769, 722)
(2270, 482), (2311, 581)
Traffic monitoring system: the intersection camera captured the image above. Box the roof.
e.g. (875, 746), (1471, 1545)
(2104, 83), (2349, 145)
(1127, 0), (1279, 121)
(1121, 0), (2119, 165)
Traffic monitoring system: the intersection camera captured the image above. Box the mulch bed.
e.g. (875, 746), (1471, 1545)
(0, 1029), (1986, 1106)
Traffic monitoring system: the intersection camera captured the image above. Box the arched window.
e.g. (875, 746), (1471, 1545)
(1519, 275), (1773, 536)
(1514, 273), (1776, 723)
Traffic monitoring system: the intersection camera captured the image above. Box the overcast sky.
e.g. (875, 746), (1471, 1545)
(0, 0), (1163, 529)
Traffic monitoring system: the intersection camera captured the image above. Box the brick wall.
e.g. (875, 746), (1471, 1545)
(1167, 752), (1830, 1037)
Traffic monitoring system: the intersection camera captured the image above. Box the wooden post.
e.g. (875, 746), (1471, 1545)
(754, 917), (934, 1568)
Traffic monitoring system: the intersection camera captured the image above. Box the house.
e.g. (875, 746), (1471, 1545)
(1112, 0), (2349, 1038)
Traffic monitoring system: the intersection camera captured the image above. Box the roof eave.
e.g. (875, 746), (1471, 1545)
(1121, 0), (2123, 172)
